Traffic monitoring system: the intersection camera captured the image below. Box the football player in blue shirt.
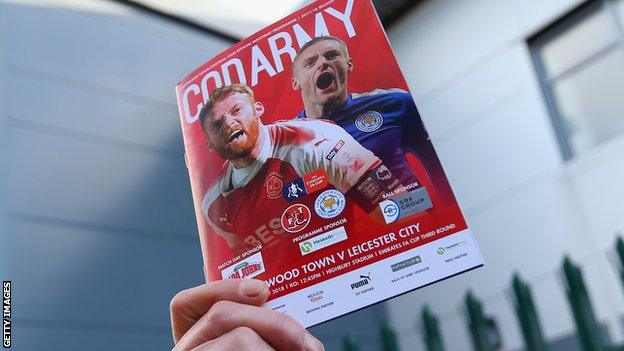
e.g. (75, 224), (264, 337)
(291, 36), (455, 205)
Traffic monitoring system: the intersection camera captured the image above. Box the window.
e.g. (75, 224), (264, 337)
(530, 0), (624, 159)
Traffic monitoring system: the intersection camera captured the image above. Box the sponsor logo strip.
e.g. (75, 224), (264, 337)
(391, 255), (422, 272)
(283, 169), (329, 202)
(220, 252), (266, 279)
(264, 229), (483, 328)
(299, 226), (348, 256)
(379, 187), (433, 224)
(350, 273), (371, 290)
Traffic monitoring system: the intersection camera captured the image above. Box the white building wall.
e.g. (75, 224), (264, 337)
(0, 0), (7, 281)
(386, 0), (624, 350)
(2, 0), (232, 349)
(1, 1), (389, 349)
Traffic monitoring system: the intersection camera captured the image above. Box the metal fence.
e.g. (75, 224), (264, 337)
(343, 236), (624, 351)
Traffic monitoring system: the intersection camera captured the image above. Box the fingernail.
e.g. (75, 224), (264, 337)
(239, 279), (267, 298)
(304, 332), (324, 351)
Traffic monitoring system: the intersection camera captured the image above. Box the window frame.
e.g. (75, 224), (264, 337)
(528, 0), (624, 160)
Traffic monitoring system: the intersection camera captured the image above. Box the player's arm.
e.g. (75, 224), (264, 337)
(304, 121), (403, 219)
(345, 163), (402, 221)
(202, 185), (242, 249)
(351, 88), (408, 99)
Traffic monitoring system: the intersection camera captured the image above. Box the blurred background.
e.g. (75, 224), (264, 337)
(1, 0), (623, 350)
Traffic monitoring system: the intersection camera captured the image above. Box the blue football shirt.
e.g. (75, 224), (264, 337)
(297, 89), (427, 187)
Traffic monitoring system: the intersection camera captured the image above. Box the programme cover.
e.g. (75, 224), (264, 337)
(176, 0), (484, 327)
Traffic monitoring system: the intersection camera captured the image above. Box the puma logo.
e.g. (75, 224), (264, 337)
(314, 136), (329, 147)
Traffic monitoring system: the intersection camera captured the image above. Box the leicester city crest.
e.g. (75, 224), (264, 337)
(355, 111), (383, 132)
(314, 189), (346, 219)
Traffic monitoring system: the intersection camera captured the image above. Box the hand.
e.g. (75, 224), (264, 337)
(170, 279), (324, 351)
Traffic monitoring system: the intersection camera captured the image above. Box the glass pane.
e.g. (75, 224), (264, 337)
(616, 0), (624, 26)
(539, 7), (618, 77)
(552, 48), (624, 156)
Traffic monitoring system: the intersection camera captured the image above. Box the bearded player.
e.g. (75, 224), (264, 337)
(200, 84), (402, 253)
(291, 36), (455, 205)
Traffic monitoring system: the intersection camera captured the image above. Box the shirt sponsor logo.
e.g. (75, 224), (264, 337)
(326, 140), (346, 161)
(281, 204), (312, 233)
(355, 111), (383, 132)
(314, 189), (346, 219)
(299, 226), (348, 255)
(265, 173), (283, 199)
(221, 252), (266, 279)
(380, 199), (400, 224)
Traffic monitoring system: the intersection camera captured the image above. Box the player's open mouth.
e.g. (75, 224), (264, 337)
(227, 130), (244, 143)
(316, 72), (335, 90)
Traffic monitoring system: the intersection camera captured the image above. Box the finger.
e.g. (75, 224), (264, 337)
(175, 301), (322, 351)
(304, 333), (325, 351)
(190, 326), (275, 351)
(171, 279), (269, 343)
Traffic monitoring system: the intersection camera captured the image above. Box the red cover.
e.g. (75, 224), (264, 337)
(176, 0), (483, 327)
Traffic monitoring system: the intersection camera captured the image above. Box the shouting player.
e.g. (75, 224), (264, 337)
(200, 84), (402, 253)
(291, 36), (455, 205)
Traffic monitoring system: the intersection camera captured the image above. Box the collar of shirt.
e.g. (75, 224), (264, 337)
(297, 94), (354, 119)
(222, 124), (271, 193)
